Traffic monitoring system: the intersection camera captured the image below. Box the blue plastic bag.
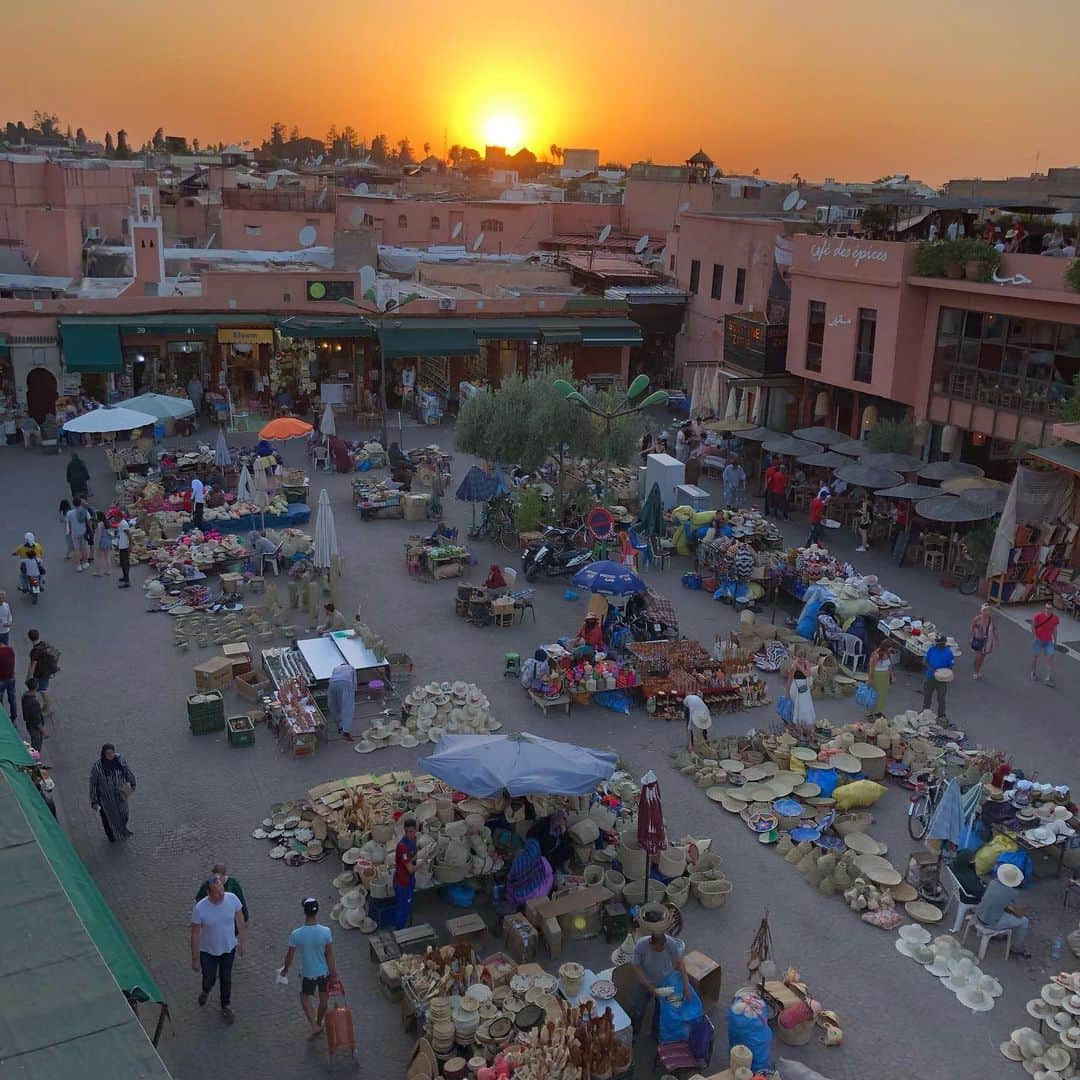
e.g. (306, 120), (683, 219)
(776, 696), (794, 724)
(855, 683), (878, 709)
(658, 972), (703, 1044)
(358, 458), (372, 471)
(593, 690), (632, 715)
(727, 1004), (772, 1072)
(805, 766), (839, 797)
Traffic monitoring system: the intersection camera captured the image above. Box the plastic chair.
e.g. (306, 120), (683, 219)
(923, 535), (946, 571)
(960, 912), (1012, 961)
(649, 535), (671, 572)
(503, 652), (521, 677)
(943, 863), (980, 933)
(312, 445), (330, 472)
(838, 633), (866, 672)
(260, 543), (284, 576)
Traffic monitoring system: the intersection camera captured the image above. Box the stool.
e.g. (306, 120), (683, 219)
(924, 548), (945, 571)
(504, 652), (521, 677)
(960, 913), (1013, 960)
(602, 900), (630, 943)
(492, 610), (514, 628)
(515, 599), (536, 624)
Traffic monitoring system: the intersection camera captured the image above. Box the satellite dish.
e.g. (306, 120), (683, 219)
(353, 182), (368, 195)
(349, 207), (366, 225)
(266, 174), (278, 190)
(598, 224), (612, 244)
(359, 265), (377, 294)
(313, 155), (324, 166)
(634, 234), (649, 255)
(796, 199), (807, 210)
(451, 222), (462, 239)
(298, 225), (317, 247)
(658, 245), (668, 264)
(473, 232), (485, 251)
(782, 190), (799, 212)
(678, 202), (690, 214)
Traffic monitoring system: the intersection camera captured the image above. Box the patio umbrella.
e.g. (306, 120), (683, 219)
(958, 486), (1009, 513)
(253, 455), (271, 528)
(63, 407), (157, 434)
(927, 778), (963, 846)
(798, 450), (851, 468)
(762, 435), (822, 457)
(319, 402), (336, 439)
(835, 463), (904, 489)
(118, 392), (195, 420)
(732, 426), (772, 442)
(213, 428), (231, 470)
(793, 425), (847, 445)
(570, 559), (646, 597)
(637, 770), (668, 881)
(914, 494), (999, 523)
(418, 732), (618, 797)
(259, 416), (313, 440)
(703, 418), (758, 434)
(313, 488), (339, 571)
(940, 476), (1009, 495)
(633, 482), (665, 538)
(237, 464), (254, 503)
(863, 451), (923, 473)
(830, 438), (869, 457)
(874, 483), (943, 501)
(918, 460), (985, 482)
(455, 465), (503, 528)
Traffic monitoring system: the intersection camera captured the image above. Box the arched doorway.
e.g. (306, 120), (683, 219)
(26, 367), (58, 423)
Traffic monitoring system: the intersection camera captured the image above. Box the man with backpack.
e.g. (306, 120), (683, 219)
(26, 629), (60, 717)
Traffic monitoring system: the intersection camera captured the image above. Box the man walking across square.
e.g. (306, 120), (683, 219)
(0, 637), (16, 723)
(191, 874), (247, 1024)
(1031, 602), (1059, 687)
(279, 897), (338, 1040)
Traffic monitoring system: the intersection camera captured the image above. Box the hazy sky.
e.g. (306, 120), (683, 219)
(8, 0), (1079, 184)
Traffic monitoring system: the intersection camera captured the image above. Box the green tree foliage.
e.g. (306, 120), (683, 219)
(1059, 375), (1080, 423)
(866, 418), (916, 453)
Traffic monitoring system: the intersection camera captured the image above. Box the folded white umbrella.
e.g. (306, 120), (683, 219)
(313, 488), (339, 570)
(63, 407), (157, 434)
(320, 402), (336, 438)
(213, 428), (231, 468)
(237, 465), (254, 503)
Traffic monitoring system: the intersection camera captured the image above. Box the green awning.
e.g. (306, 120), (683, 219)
(61, 315), (274, 338)
(277, 318), (373, 340)
(60, 323), (123, 373)
(379, 326), (480, 358)
(542, 328), (583, 345)
(579, 321), (642, 347)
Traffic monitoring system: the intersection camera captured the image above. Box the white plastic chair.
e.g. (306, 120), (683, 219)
(260, 542), (284, 576)
(312, 445), (330, 472)
(839, 633), (866, 672)
(960, 912), (1012, 961)
(943, 864), (980, 933)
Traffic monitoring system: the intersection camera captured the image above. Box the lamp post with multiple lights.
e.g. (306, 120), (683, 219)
(553, 374), (668, 504)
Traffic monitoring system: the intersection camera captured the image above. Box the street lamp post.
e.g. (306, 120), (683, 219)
(553, 374), (668, 505)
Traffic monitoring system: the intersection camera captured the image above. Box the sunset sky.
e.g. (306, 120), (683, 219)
(8, 0), (1079, 184)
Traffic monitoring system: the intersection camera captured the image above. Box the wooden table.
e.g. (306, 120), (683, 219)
(529, 691), (570, 715)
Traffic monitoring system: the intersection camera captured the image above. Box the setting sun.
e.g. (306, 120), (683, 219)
(483, 112), (524, 150)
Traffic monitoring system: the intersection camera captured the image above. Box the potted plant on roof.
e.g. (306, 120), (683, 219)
(1066, 258), (1080, 293)
(914, 241), (947, 278)
(959, 239), (1002, 283)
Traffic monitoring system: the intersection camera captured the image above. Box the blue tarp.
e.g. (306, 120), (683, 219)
(418, 732), (618, 797)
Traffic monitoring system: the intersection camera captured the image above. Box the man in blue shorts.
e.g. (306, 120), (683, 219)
(280, 897), (338, 1039)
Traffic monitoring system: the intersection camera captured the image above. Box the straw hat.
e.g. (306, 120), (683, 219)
(898, 925), (931, 945)
(452, 680), (469, 698)
(844, 832), (887, 856)
(1001, 1042), (1024, 1062)
(1029, 999), (1057, 1021)
(400, 734), (419, 749)
(1047, 1012), (1073, 1033)
(1066, 995), (1080, 1017)
(925, 956), (952, 977)
(1045, 984), (1071, 1008)
(957, 986), (995, 1012)
(1043, 1046), (1072, 1072)
(1062, 1029), (1080, 1050)
(910, 943), (936, 965)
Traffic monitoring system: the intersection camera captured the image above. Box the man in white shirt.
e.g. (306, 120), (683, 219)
(191, 875), (247, 1024)
(115, 516), (134, 589)
(191, 477), (206, 527)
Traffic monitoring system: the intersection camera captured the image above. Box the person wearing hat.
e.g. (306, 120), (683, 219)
(317, 603), (347, 636)
(526, 808), (573, 872)
(921, 634), (955, 720)
(974, 862), (1031, 958)
(195, 863), (249, 923)
(280, 897), (339, 1039)
(683, 693), (712, 753)
(630, 905), (691, 1036)
(807, 488), (829, 547)
(573, 613), (605, 660)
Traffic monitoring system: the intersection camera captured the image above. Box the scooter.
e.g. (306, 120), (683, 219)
(18, 560), (44, 605)
(521, 525), (592, 581)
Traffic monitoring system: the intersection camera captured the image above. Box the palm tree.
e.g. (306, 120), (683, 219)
(549, 144), (562, 164)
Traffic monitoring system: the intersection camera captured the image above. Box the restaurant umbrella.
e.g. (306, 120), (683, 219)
(118, 392), (195, 421)
(313, 488), (339, 574)
(874, 483), (943, 501)
(940, 476), (1009, 495)
(793, 425), (848, 445)
(455, 465), (503, 528)
(762, 435), (822, 457)
(570, 559), (647, 597)
(835, 463), (904, 490)
(862, 451), (924, 473)
(798, 450), (851, 469)
(319, 402), (336, 440)
(732, 426), (772, 442)
(830, 438), (869, 457)
(957, 485), (1010, 513)
(62, 407), (157, 435)
(259, 416), (313, 441)
(637, 769), (668, 881)
(918, 460), (985, 482)
(914, 494), (999, 523)
(703, 418), (758, 434)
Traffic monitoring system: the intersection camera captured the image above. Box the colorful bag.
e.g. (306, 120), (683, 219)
(775, 695), (794, 724)
(854, 683), (878, 709)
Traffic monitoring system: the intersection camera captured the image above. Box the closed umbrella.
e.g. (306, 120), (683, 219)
(762, 435), (822, 457)
(637, 770), (668, 880)
(319, 402), (336, 439)
(63, 407), (157, 434)
(915, 494), (998, 523)
(118, 392), (195, 420)
(237, 465), (254, 503)
(798, 450), (851, 469)
(253, 455), (270, 529)
(213, 428), (231, 469)
(633, 482), (665, 538)
(863, 451), (923, 473)
(793, 425), (847, 445)
(418, 732), (618, 797)
(570, 559), (646, 597)
(918, 460), (985, 482)
(835, 464), (904, 490)
(313, 488), (339, 571)
(874, 483), (942, 501)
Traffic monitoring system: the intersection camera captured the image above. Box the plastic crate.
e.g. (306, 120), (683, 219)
(189, 712), (226, 736)
(187, 691), (224, 727)
(226, 715), (256, 748)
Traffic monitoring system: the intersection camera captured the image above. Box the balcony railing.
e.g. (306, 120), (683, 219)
(942, 367), (1072, 418)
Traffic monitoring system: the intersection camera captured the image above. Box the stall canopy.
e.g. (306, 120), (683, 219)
(59, 322), (123, 373)
(63, 407), (157, 434)
(118, 393), (195, 421)
(378, 324), (480, 359)
(419, 732), (618, 797)
(0, 716), (167, 1076)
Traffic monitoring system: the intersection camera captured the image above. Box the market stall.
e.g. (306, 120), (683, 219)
(354, 477), (405, 520)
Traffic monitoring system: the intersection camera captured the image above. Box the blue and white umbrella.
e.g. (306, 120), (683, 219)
(571, 559), (646, 597)
(213, 428), (231, 469)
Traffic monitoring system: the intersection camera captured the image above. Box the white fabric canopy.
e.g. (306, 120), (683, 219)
(62, 407), (157, 434)
(237, 465), (254, 503)
(313, 488), (339, 570)
(118, 393), (194, 420)
(213, 429), (231, 468)
(319, 403), (336, 438)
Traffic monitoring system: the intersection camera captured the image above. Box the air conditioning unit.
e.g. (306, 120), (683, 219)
(437, 298), (456, 311)
(84, 226), (102, 241)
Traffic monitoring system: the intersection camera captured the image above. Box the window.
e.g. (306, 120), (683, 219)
(710, 264), (724, 300)
(397, 214), (408, 228)
(853, 308), (877, 383)
(430, 215), (441, 230)
(806, 300), (825, 372)
(688, 259), (701, 294)
(734, 268), (746, 305)
(244, 224), (262, 237)
(669, 253), (676, 272)
(480, 218), (504, 232)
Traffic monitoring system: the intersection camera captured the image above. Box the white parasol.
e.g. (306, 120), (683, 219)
(252, 455), (270, 527)
(62, 407), (156, 434)
(320, 402), (337, 439)
(118, 392), (195, 420)
(237, 464), (254, 503)
(313, 488), (339, 571)
(213, 428), (231, 469)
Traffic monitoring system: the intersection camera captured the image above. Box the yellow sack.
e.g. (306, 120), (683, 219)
(974, 835), (1019, 877)
(832, 780), (887, 811)
(787, 756), (807, 778)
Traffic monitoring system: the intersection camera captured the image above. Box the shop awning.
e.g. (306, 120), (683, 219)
(1029, 444), (1080, 476)
(378, 325), (480, 358)
(277, 317), (374, 340)
(59, 322), (123, 373)
(579, 320), (643, 347)
(61, 315), (275, 339)
(542, 328), (583, 345)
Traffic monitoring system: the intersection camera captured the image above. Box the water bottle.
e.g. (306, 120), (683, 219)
(1052, 934), (1064, 962)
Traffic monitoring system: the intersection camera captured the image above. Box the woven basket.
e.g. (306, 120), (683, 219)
(766, 746), (791, 769)
(646, 878), (667, 902)
(833, 812), (873, 837)
(658, 846), (688, 878)
(666, 878), (691, 909)
(583, 865), (605, 886)
(604, 869), (626, 895)
(618, 841), (648, 880)
(696, 879), (733, 908)
(623, 879), (647, 905)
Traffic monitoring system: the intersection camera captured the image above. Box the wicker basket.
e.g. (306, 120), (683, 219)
(666, 878), (691, 908)
(766, 746), (792, 769)
(646, 878), (667, 902)
(604, 869), (626, 895)
(618, 841), (648, 880)
(833, 812), (873, 837)
(623, 879), (647, 905)
(695, 879), (733, 908)
(583, 865), (605, 886)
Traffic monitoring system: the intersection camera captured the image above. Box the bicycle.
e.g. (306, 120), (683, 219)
(907, 764), (948, 841)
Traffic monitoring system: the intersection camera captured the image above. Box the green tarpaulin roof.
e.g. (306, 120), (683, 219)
(276, 317), (374, 339)
(378, 324), (480, 358)
(59, 322), (124, 373)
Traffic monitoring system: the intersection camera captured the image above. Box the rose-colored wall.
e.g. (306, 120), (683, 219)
(219, 208), (335, 250)
(171, 197), (216, 246)
(21, 207), (84, 278)
(623, 178), (712, 235)
(550, 202), (623, 234)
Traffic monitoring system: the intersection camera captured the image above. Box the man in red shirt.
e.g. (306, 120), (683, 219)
(1031, 602), (1060, 686)
(807, 488), (829, 547)
(0, 640), (16, 722)
(768, 463), (790, 520)
(762, 460), (777, 517)
(393, 817), (420, 930)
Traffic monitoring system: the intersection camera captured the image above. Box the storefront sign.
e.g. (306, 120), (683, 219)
(61, 373), (82, 394)
(218, 328), (274, 345)
(809, 237), (890, 271)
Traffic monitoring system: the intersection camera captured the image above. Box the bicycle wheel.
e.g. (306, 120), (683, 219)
(959, 573), (979, 596)
(498, 521), (518, 552)
(908, 793), (932, 841)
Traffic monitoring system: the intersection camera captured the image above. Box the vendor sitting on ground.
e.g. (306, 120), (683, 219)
(526, 809), (573, 872)
(630, 903), (691, 1035)
(683, 693), (712, 753)
(816, 602), (845, 650)
(388, 442), (414, 490)
(519, 649), (552, 692)
(573, 612), (605, 659)
(504, 838), (553, 906)
(317, 603), (347, 635)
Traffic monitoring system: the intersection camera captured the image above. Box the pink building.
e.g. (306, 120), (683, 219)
(786, 234), (1080, 469)
(623, 164), (714, 235)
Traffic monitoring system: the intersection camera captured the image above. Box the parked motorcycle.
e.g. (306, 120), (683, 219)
(521, 525), (592, 581)
(18, 559), (44, 605)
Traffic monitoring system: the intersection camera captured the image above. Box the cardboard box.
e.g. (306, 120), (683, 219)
(685, 949), (723, 1009)
(542, 916), (563, 959)
(446, 912), (487, 948)
(194, 656), (234, 691)
(403, 493), (430, 521)
(525, 883), (612, 929)
(481, 951), (516, 988)
(235, 670), (271, 701)
(558, 907), (602, 941)
(220, 573), (244, 594)
(502, 913), (538, 963)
